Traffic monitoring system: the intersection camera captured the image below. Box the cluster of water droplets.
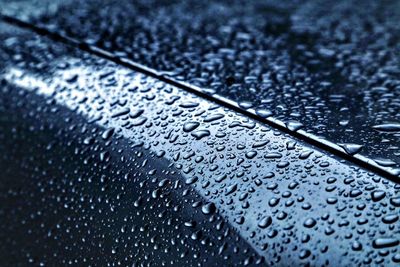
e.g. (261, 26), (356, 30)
(7, 0), (400, 173)
(0, 28), (399, 265)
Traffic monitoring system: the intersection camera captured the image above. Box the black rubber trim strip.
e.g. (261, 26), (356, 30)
(1, 14), (399, 184)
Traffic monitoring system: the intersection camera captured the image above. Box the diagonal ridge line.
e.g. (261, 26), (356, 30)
(1, 14), (399, 184)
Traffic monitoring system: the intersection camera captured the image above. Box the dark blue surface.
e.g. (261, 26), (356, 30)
(0, 22), (400, 266)
(1, 1), (400, 266)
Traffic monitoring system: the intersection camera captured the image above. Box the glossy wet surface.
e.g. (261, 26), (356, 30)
(2, 0), (400, 177)
(1, 21), (400, 266)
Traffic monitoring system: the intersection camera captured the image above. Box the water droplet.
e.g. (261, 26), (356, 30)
(255, 109), (273, 118)
(183, 121), (200, 132)
(101, 128), (114, 140)
(204, 113), (224, 122)
(382, 214), (398, 224)
(191, 129), (210, 140)
(303, 218), (317, 228)
(372, 238), (399, 249)
(339, 143), (363, 155)
(372, 123), (400, 132)
(225, 184), (237, 195)
(258, 216), (272, 229)
(286, 121), (303, 132)
(111, 107), (130, 118)
(245, 151), (257, 159)
(371, 190), (386, 202)
(201, 203), (216, 215)
(179, 101), (199, 108)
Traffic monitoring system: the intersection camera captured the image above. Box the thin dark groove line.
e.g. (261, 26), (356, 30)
(1, 14), (399, 184)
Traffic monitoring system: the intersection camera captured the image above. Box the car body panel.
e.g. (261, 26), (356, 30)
(1, 22), (400, 266)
